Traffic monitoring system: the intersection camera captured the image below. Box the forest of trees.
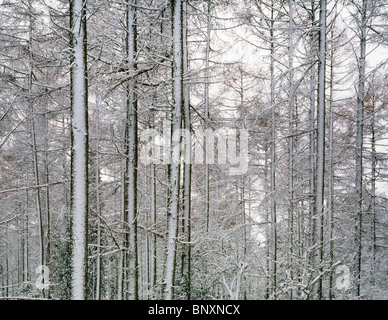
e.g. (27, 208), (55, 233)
(0, 0), (387, 300)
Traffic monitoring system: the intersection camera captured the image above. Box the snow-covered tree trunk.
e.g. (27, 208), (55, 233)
(125, 0), (139, 301)
(354, 0), (367, 299)
(95, 96), (101, 300)
(118, 136), (125, 300)
(370, 85), (376, 297)
(5, 222), (9, 297)
(24, 185), (30, 285)
(264, 144), (270, 300)
(149, 109), (157, 295)
(44, 101), (51, 299)
(118, 113), (127, 300)
(328, 28), (335, 300)
(204, 0), (211, 233)
(315, 0), (327, 300)
(308, 1), (317, 278)
(182, 0), (191, 300)
(70, 0), (89, 300)
(302, 1), (317, 300)
(269, 0), (277, 299)
(287, 0), (295, 299)
(27, 2), (45, 297)
(163, 0), (183, 300)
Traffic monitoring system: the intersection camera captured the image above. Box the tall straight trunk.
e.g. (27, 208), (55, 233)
(24, 179), (30, 283)
(238, 74), (247, 262)
(163, 0), (183, 300)
(21, 213), (25, 283)
(354, 0), (367, 299)
(43, 97), (51, 298)
(315, 0), (326, 300)
(182, 0), (191, 300)
(144, 168), (153, 298)
(95, 96), (101, 300)
(18, 228), (20, 286)
(302, 2), (317, 300)
(151, 163), (157, 290)
(204, 0), (211, 233)
(44, 109), (50, 287)
(145, 175), (150, 296)
(60, 115), (72, 299)
(294, 103), (302, 299)
(264, 144), (270, 300)
(288, 0), (294, 299)
(27, 1), (45, 296)
(370, 88), (376, 298)
(308, 1), (317, 283)
(149, 109), (157, 294)
(118, 117), (127, 300)
(70, 0), (89, 300)
(5, 222), (9, 297)
(241, 176), (247, 260)
(269, 0), (277, 299)
(125, 0), (139, 300)
(328, 29), (335, 300)
(118, 225), (124, 299)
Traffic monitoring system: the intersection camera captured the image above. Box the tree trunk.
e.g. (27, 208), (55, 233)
(182, 0), (191, 300)
(354, 0), (367, 299)
(204, 0), (211, 233)
(163, 0), (183, 300)
(370, 85), (376, 298)
(27, 0), (45, 298)
(328, 28), (335, 300)
(70, 0), (89, 300)
(125, 0), (139, 301)
(95, 96), (101, 300)
(288, 0), (295, 299)
(305, 1), (317, 300)
(270, 0), (277, 299)
(315, 0), (327, 300)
